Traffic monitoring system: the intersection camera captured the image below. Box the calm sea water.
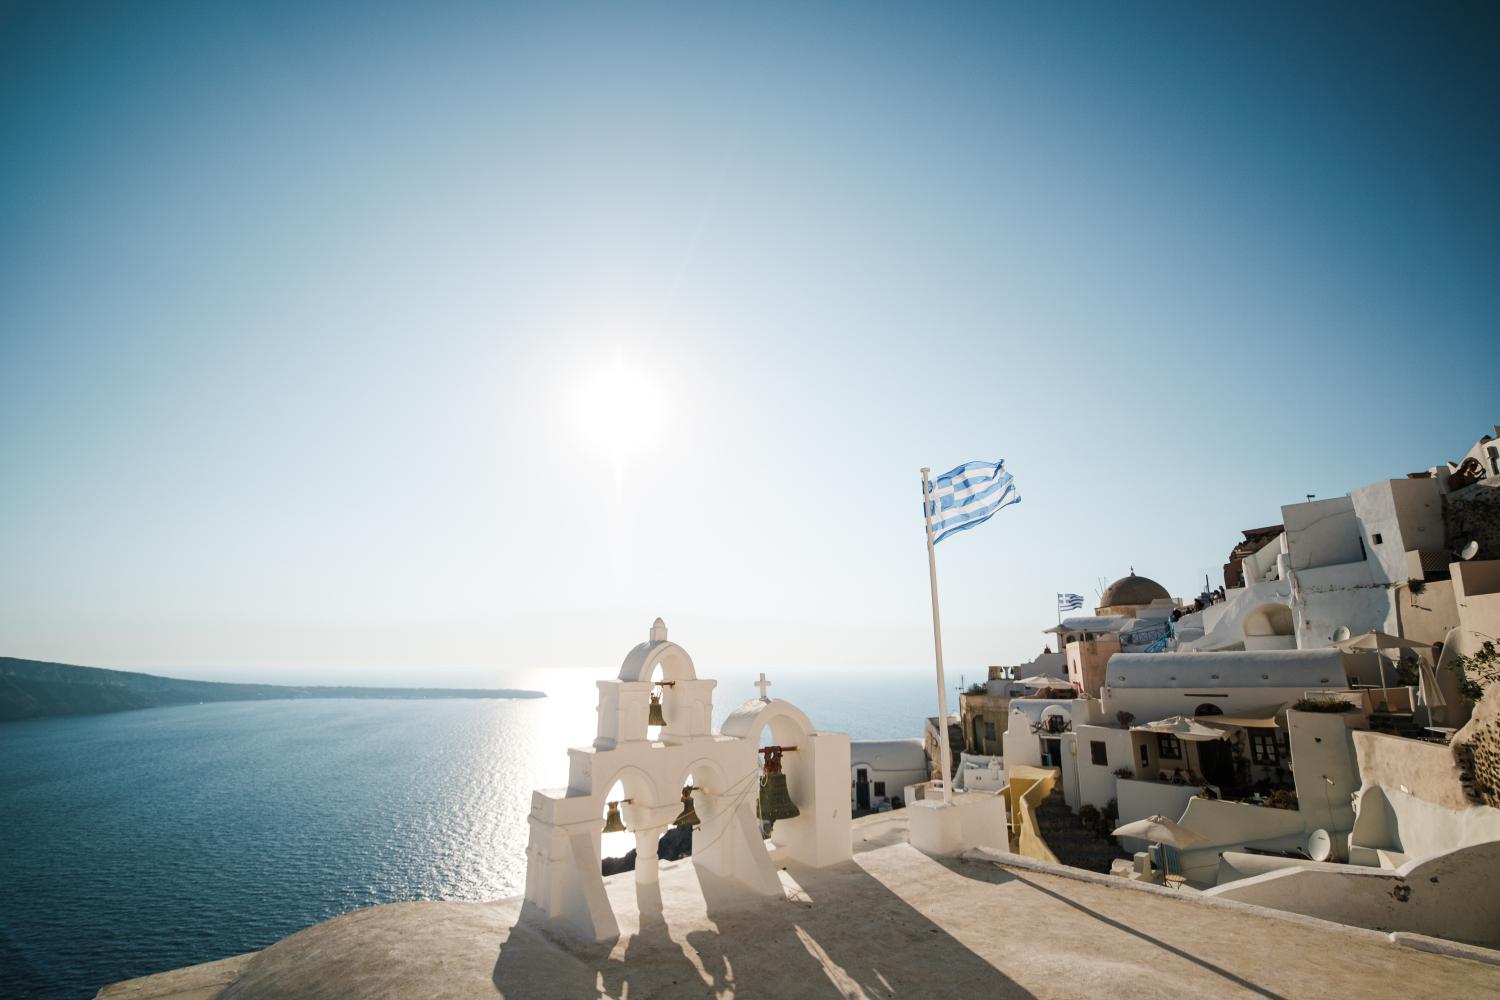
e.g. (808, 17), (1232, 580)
(0, 666), (934, 1000)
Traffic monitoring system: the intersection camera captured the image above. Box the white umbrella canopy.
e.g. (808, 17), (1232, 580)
(1112, 814), (1207, 848)
(1016, 674), (1072, 689)
(1133, 715), (1226, 741)
(1336, 629), (1433, 693)
(1335, 630), (1432, 653)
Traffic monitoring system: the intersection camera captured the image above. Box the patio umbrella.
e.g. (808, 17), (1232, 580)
(1112, 814), (1207, 847)
(1334, 629), (1431, 653)
(1133, 715), (1226, 741)
(1336, 630), (1432, 692)
(1016, 674), (1072, 689)
(1113, 814), (1206, 884)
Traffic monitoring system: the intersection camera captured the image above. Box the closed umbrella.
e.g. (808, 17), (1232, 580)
(1417, 660), (1447, 710)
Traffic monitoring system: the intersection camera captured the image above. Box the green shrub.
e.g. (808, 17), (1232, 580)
(1448, 641), (1499, 703)
(1292, 697), (1355, 713)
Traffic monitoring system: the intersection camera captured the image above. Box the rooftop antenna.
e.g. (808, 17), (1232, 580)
(1305, 494), (1316, 502)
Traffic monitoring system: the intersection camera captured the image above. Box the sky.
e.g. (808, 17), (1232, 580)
(2, 3), (1498, 688)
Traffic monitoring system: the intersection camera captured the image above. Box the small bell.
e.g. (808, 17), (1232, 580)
(757, 772), (800, 822)
(673, 785), (700, 829)
(602, 800), (627, 834)
(648, 692), (666, 727)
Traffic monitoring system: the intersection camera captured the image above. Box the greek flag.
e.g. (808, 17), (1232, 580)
(924, 459), (1019, 544)
(1058, 593), (1084, 612)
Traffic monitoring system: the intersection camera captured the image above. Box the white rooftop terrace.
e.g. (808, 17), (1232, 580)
(99, 815), (1500, 1000)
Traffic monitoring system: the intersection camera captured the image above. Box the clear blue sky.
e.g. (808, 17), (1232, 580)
(2, 3), (1497, 687)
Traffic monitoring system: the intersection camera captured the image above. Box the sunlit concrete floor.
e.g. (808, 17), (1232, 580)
(98, 815), (1500, 1000)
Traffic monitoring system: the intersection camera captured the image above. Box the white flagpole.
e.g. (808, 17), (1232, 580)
(920, 467), (954, 806)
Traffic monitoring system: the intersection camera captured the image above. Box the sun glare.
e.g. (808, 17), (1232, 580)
(575, 359), (665, 464)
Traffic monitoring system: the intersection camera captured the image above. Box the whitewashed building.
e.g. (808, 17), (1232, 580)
(850, 738), (928, 811)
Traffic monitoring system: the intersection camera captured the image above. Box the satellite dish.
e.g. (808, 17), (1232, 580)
(1460, 540), (1480, 561)
(1307, 829), (1332, 863)
(1332, 626), (1351, 642)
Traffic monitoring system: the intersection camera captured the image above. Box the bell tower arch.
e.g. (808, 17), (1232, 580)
(523, 620), (851, 941)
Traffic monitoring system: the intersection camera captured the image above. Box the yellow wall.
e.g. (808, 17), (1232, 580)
(1004, 764), (1061, 863)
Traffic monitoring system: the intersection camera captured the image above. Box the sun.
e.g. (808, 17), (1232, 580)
(575, 359), (665, 464)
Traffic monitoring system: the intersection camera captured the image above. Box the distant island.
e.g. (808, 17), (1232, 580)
(0, 657), (545, 723)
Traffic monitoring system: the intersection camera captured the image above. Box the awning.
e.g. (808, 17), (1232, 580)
(1197, 705), (1285, 729)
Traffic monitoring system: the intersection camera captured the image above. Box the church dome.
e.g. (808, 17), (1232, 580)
(1099, 572), (1170, 608)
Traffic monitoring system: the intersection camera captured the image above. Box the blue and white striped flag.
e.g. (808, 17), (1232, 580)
(1057, 593), (1084, 612)
(923, 459), (1019, 544)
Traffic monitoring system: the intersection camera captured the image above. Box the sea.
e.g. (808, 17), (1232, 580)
(0, 665), (937, 1000)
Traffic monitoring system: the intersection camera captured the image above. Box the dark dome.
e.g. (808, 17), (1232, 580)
(1100, 573), (1170, 607)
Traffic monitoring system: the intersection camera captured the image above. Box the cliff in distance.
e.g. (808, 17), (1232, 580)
(0, 656), (543, 723)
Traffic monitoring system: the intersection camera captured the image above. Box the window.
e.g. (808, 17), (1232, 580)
(1372, 532), (1383, 545)
(1157, 734), (1182, 760)
(1090, 741), (1108, 766)
(985, 722), (997, 741)
(1250, 731), (1280, 765)
(1139, 743), (1150, 767)
(873, 781), (886, 797)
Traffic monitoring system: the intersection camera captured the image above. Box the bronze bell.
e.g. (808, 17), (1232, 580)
(673, 785), (700, 829)
(757, 772), (800, 822)
(602, 800), (627, 834)
(648, 692), (666, 727)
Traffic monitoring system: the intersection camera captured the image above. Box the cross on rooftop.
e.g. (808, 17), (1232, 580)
(755, 672), (771, 701)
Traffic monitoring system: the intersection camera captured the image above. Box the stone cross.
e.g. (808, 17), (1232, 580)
(755, 672), (771, 701)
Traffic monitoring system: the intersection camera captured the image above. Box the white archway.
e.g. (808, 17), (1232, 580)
(618, 619), (698, 683)
(722, 698), (848, 867)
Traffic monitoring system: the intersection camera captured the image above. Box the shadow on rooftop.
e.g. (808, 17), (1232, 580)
(494, 854), (1035, 998)
(945, 861), (1287, 1000)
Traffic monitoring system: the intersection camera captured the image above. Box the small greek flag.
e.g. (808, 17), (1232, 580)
(1058, 593), (1084, 612)
(924, 459), (1019, 544)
